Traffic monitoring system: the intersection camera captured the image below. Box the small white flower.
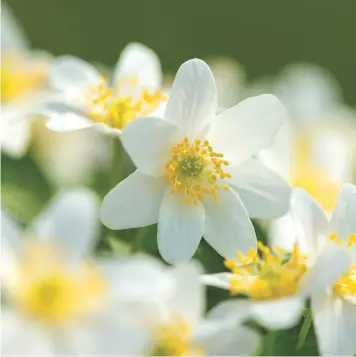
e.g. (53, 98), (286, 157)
(202, 187), (353, 331)
(45, 43), (166, 134)
(1, 4), (55, 158)
(1, 189), (152, 356)
(100, 58), (290, 264)
(130, 261), (260, 356)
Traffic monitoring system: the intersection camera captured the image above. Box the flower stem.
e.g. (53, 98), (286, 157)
(264, 330), (276, 356)
(297, 309), (313, 350)
(110, 137), (124, 187)
(131, 227), (146, 253)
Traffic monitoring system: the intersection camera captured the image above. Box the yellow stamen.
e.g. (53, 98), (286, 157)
(165, 137), (231, 205)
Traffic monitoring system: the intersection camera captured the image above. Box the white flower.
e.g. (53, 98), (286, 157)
(1, 4), (55, 158)
(201, 186), (353, 330)
(44, 43), (166, 134)
(100, 58), (291, 264)
(1, 189), (152, 356)
(128, 261), (260, 356)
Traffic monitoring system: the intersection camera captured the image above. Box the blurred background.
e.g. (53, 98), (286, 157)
(2, 2), (356, 354)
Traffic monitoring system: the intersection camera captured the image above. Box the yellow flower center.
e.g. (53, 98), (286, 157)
(151, 317), (203, 356)
(165, 137), (231, 205)
(11, 241), (106, 324)
(225, 242), (308, 300)
(1, 54), (47, 103)
(84, 76), (166, 130)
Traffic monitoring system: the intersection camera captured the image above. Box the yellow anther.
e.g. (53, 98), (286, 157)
(329, 232), (337, 241)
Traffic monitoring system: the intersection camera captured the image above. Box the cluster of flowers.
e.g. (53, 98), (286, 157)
(1, 4), (356, 356)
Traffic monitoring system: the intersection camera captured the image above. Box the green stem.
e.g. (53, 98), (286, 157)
(264, 330), (276, 356)
(131, 227), (146, 253)
(110, 137), (124, 186)
(296, 309), (313, 350)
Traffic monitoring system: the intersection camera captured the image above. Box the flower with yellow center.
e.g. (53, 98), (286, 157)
(1, 189), (150, 356)
(101, 58), (291, 264)
(45, 42), (167, 134)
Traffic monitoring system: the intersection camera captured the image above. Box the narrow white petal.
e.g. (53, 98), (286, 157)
(227, 159), (291, 219)
(164, 59), (217, 137)
(101, 171), (165, 230)
(203, 189), (256, 259)
(29, 188), (100, 259)
(329, 183), (356, 241)
(113, 42), (162, 91)
(251, 297), (304, 329)
(312, 293), (356, 356)
(121, 117), (180, 177)
(169, 262), (205, 325)
(291, 188), (329, 256)
(158, 189), (204, 264)
(200, 273), (232, 290)
(207, 94), (286, 165)
(49, 56), (101, 95)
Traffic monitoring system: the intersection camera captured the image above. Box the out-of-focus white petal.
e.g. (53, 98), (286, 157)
(200, 273), (232, 290)
(101, 171), (165, 230)
(45, 110), (95, 132)
(49, 56), (102, 95)
(121, 117), (180, 177)
(227, 159), (291, 219)
(312, 293), (356, 356)
(158, 190), (204, 264)
(169, 262), (205, 325)
(207, 94), (286, 166)
(251, 297), (304, 329)
(113, 42), (162, 92)
(164, 59), (217, 137)
(29, 188), (100, 259)
(203, 189), (256, 259)
(329, 183), (356, 241)
(290, 188), (329, 256)
(300, 244), (350, 296)
(206, 299), (251, 324)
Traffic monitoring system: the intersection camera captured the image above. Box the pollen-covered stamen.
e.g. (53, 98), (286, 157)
(165, 138), (231, 205)
(224, 241), (308, 301)
(84, 76), (166, 130)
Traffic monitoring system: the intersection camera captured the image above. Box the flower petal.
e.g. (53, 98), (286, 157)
(207, 299), (251, 324)
(203, 189), (256, 259)
(158, 189), (204, 264)
(45, 109), (95, 132)
(200, 273), (232, 290)
(49, 55), (102, 95)
(101, 170), (165, 230)
(251, 297), (304, 329)
(113, 42), (162, 91)
(164, 59), (217, 137)
(227, 159), (291, 219)
(121, 117), (180, 177)
(329, 183), (356, 241)
(29, 188), (100, 259)
(207, 94), (286, 165)
(312, 293), (356, 356)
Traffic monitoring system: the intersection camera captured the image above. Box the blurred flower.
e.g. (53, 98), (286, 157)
(44, 43), (166, 134)
(100, 58), (290, 264)
(202, 187), (352, 330)
(132, 262), (260, 356)
(1, 4), (55, 158)
(1, 189), (152, 356)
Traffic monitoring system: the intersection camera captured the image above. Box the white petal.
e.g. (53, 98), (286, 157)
(227, 159), (291, 219)
(101, 170), (165, 230)
(29, 188), (100, 259)
(203, 189), (256, 259)
(113, 42), (162, 91)
(121, 117), (180, 177)
(251, 297), (304, 329)
(207, 94), (286, 165)
(45, 110), (95, 132)
(329, 183), (356, 241)
(312, 293), (356, 356)
(164, 59), (217, 137)
(290, 188), (329, 256)
(207, 299), (251, 324)
(49, 56), (102, 95)
(158, 189), (204, 264)
(300, 244), (350, 296)
(169, 262), (205, 325)
(200, 273), (232, 290)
